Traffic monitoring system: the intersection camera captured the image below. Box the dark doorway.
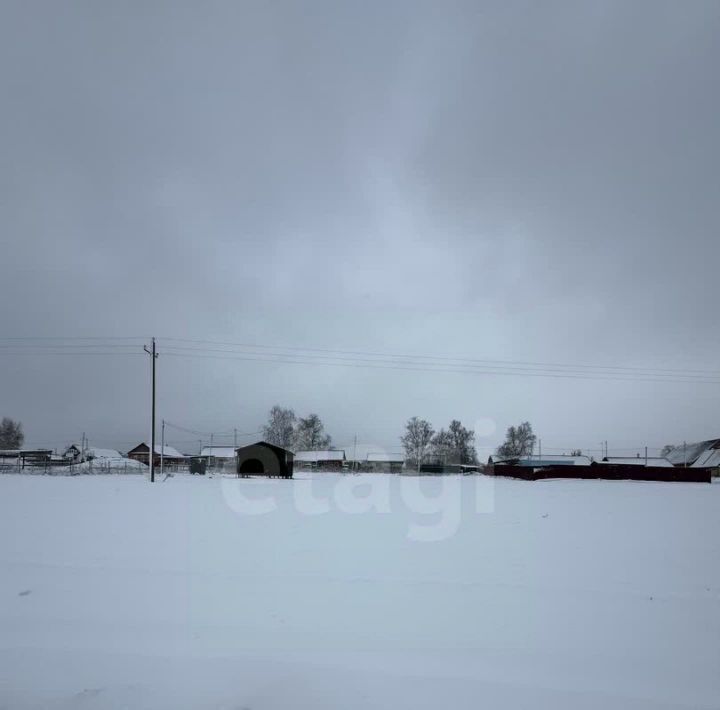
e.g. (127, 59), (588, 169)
(239, 458), (264, 474)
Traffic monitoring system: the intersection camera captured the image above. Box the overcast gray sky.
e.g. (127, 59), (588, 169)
(1, 0), (719, 458)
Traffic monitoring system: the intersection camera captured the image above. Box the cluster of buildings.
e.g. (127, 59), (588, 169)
(3, 435), (718, 482)
(487, 438), (720, 483)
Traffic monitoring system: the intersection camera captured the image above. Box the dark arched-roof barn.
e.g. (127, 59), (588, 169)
(235, 441), (294, 479)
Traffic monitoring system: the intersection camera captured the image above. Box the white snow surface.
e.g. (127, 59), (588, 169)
(0, 473), (718, 709)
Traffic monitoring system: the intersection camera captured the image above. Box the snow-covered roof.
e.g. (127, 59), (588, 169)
(691, 446), (720, 468)
(599, 457), (674, 467)
(295, 450), (346, 462)
(86, 447), (122, 460)
(154, 445), (184, 458)
(367, 452), (405, 463)
(128, 442), (185, 458)
(664, 439), (720, 466)
(200, 446), (236, 458)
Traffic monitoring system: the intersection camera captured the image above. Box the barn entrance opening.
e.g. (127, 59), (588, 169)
(239, 458), (264, 474)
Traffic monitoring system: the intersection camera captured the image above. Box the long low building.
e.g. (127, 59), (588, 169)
(294, 450), (346, 470)
(489, 454), (593, 467)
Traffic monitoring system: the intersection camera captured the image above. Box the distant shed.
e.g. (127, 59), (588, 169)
(236, 441), (293, 478)
(366, 452), (404, 473)
(200, 446), (236, 470)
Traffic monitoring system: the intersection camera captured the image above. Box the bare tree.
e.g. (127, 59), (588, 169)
(431, 428), (453, 463)
(0, 417), (24, 449)
(295, 413), (332, 450)
(401, 417), (434, 472)
(496, 421), (536, 459)
(570, 449), (582, 457)
(431, 420), (477, 465)
(262, 405), (296, 449)
(660, 444), (675, 457)
(448, 419), (478, 464)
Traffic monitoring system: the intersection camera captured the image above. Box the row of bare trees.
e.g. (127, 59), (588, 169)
(400, 417), (538, 470)
(261, 406), (538, 469)
(400, 417), (478, 471)
(261, 405), (332, 451)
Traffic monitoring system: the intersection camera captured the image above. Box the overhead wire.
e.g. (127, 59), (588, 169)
(160, 347), (720, 385)
(159, 336), (720, 378)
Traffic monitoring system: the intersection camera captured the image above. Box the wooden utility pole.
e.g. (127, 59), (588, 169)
(144, 338), (158, 482)
(161, 419), (165, 478)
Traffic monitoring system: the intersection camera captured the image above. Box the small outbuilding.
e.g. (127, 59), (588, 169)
(236, 441), (294, 478)
(366, 452), (405, 473)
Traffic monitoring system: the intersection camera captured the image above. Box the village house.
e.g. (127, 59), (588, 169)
(126, 442), (186, 468)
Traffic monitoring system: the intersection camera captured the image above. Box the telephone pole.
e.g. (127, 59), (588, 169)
(234, 428), (237, 449)
(144, 338), (158, 482)
(161, 419), (165, 478)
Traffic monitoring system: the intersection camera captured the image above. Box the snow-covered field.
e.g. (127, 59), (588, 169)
(0, 472), (718, 709)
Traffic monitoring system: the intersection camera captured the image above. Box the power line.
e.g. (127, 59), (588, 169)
(3, 334), (719, 384)
(0, 351), (145, 356)
(0, 336), (720, 384)
(163, 421), (261, 439)
(0, 336), (146, 341)
(159, 336), (720, 378)
(160, 348), (720, 385)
